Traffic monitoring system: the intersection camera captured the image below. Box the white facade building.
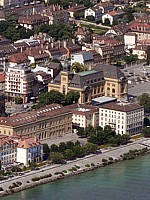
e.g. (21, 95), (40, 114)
(84, 7), (102, 20)
(124, 33), (137, 51)
(99, 102), (144, 135)
(72, 106), (99, 129)
(17, 137), (43, 166)
(5, 65), (34, 103)
(71, 51), (94, 70)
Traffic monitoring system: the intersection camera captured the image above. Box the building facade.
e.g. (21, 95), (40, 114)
(0, 104), (72, 140)
(0, 135), (17, 166)
(49, 69), (105, 104)
(5, 65), (34, 103)
(99, 102), (144, 135)
(17, 137), (43, 166)
(72, 105), (99, 129)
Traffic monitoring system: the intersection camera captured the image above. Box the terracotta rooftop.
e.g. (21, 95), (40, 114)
(0, 104), (72, 127)
(0, 135), (17, 148)
(100, 102), (143, 112)
(8, 53), (28, 64)
(17, 137), (41, 149)
(0, 73), (5, 82)
(107, 10), (124, 16)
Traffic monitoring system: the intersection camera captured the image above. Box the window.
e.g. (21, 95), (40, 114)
(112, 88), (115, 93)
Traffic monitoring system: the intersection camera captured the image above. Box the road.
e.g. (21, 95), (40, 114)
(0, 137), (148, 191)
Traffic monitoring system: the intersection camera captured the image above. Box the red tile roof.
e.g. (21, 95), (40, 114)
(8, 53), (28, 64)
(0, 73), (5, 82)
(0, 104), (72, 127)
(17, 137), (41, 149)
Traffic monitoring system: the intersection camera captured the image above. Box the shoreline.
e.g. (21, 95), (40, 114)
(0, 139), (150, 198)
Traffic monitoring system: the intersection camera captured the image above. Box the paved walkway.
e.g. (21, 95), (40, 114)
(0, 139), (148, 191)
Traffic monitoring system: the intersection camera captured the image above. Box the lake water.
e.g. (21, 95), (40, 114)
(2, 154), (150, 200)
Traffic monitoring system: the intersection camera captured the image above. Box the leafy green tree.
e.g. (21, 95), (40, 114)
(15, 96), (23, 104)
(138, 93), (150, 112)
(73, 145), (85, 157)
(85, 125), (95, 136)
(72, 62), (84, 73)
(144, 117), (150, 126)
(121, 134), (131, 144)
(50, 144), (59, 152)
(77, 127), (86, 137)
(59, 142), (67, 153)
(65, 91), (80, 105)
(36, 23), (75, 41)
(64, 149), (74, 160)
(66, 141), (74, 150)
(74, 11), (84, 20)
(38, 90), (65, 107)
(51, 152), (64, 164)
(84, 143), (98, 154)
(43, 143), (50, 154)
(143, 127), (150, 137)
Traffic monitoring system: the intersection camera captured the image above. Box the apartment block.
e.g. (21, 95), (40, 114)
(5, 65), (34, 103)
(99, 102), (144, 135)
(17, 137), (43, 166)
(0, 135), (17, 166)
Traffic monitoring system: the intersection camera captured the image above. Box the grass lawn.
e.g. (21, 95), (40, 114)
(131, 133), (144, 140)
(80, 23), (109, 35)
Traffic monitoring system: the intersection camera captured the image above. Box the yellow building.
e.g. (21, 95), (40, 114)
(49, 65), (127, 104)
(96, 64), (128, 99)
(49, 69), (105, 104)
(0, 104), (72, 140)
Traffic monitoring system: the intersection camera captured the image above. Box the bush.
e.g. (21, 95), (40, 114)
(86, 15), (95, 22)
(102, 159), (107, 163)
(85, 164), (90, 168)
(62, 170), (67, 173)
(91, 163), (95, 167)
(109, 157), (113, 161)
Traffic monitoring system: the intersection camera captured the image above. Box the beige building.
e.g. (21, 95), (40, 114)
(0, 104), (72, 140)
(68, 104), (99, 129)
(99, 102), (144, 135)
(49, 69), (105, 104)
(94, 64), (128, 100)
(49, 66), (127, 104)
(5, 65), (34, 103)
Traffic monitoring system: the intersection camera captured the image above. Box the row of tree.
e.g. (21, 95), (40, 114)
(35, 23), (77, 41)
(0, 20), (76, 42)
(32, 90), (80, 109)
(77, 125), (131, 147)
(43, 141), (98, 164)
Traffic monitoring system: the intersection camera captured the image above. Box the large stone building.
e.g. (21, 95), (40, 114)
(5, 65), (34, 103)
(99, 102), (144, 135)
(49, 65), (127, 103)
(0, 104), (72, 140)
(49, 68), (105, 104)
(94, 64), (128, 100)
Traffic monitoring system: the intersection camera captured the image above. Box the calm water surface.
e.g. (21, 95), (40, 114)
(2, 154), (150, 200)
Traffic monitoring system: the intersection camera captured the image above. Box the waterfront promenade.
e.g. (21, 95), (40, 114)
(0, 138), (149, 193)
